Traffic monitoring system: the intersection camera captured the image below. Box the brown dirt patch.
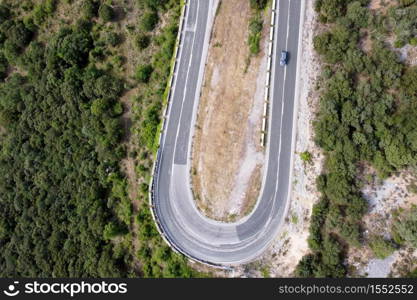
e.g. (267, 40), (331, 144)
(191, 0), (269, 221)
(369, 0), (396, 14)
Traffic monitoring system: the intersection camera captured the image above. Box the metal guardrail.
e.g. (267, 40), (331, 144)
(148, 0), (186, 253)
(261, 0), (278, 147)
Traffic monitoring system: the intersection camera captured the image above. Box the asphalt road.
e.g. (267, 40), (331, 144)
(152, 0), (304, 265)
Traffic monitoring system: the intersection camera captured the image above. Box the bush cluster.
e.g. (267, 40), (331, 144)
(297, 0), (417, 277)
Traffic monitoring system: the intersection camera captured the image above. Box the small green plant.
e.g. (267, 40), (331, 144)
(410, 37), (417, 46)
(141, 11), (158, 31)
(248, 14), (263, 55)
(291, 213), (299, 224)
(394, 39), (405, 48)
(248, 33), (261, 54)
(112, 101), (124, 116)
(261, 266), (270, 278)
(369, 236), (396, 259)
(300, 151), (313, 164)
(408, 268), (417, 278)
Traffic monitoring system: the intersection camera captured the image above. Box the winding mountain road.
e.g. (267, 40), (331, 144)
(151, 0), (305, 266)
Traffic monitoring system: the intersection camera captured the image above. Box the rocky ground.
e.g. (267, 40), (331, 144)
(348, 169), (417, 277)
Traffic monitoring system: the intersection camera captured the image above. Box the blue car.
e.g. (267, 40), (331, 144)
(280, 51), (288, 66)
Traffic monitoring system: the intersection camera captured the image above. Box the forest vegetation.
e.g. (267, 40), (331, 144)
(0, 0), (203, 277)
(296, 0), (417, 277)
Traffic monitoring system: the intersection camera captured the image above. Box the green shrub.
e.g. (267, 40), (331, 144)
(307, 199), (328, 252)
(112, 101), (124, 116)
(410, 37), (417, 46)
(45, 0), (57, 14)
(248, 14), (262, 55)
(0, 52), (8, 80)
(56, 29), (93, 66)
(135, 64), (153, 83)
(249, 16), (263, 33)
(103, 222), (128, 240)
(0, 4), (10, 24)
(394, 39), (405, 48)
(32, 0), (57, 25)
(99, 4), (114, 22)
(33, 5), (48, 25)
(91, 98), (110, 116)
(300, 151), (313, 164)
(408, 268), (417, 277)
(140, 182), (149, 193)
(138, 0), (169, 10)
(112, 55), (125, 69)
(3, 20), (34, 62)
(141, 11), (159, 31)
(369, 236), (396, 259)
(296, 254), (319, 277)
(105, 31), (121, 47)
(346, 1), (369, 28)
(392, 206), (417, 248)
(135, 33), (151, 49)
(140, 103), (161, 150)
(248, 33), (261, 55)
(249, 0), (267, 10)
(314, 0), (359, 23)
(82, 0), (98, 18)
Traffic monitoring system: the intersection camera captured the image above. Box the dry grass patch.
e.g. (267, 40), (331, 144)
(191, 0), (270, 221)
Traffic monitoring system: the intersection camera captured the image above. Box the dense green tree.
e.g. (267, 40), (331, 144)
(2, 20), (33, 62)
(346, 1), (370, 28)
(54, 28), (93, 66)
